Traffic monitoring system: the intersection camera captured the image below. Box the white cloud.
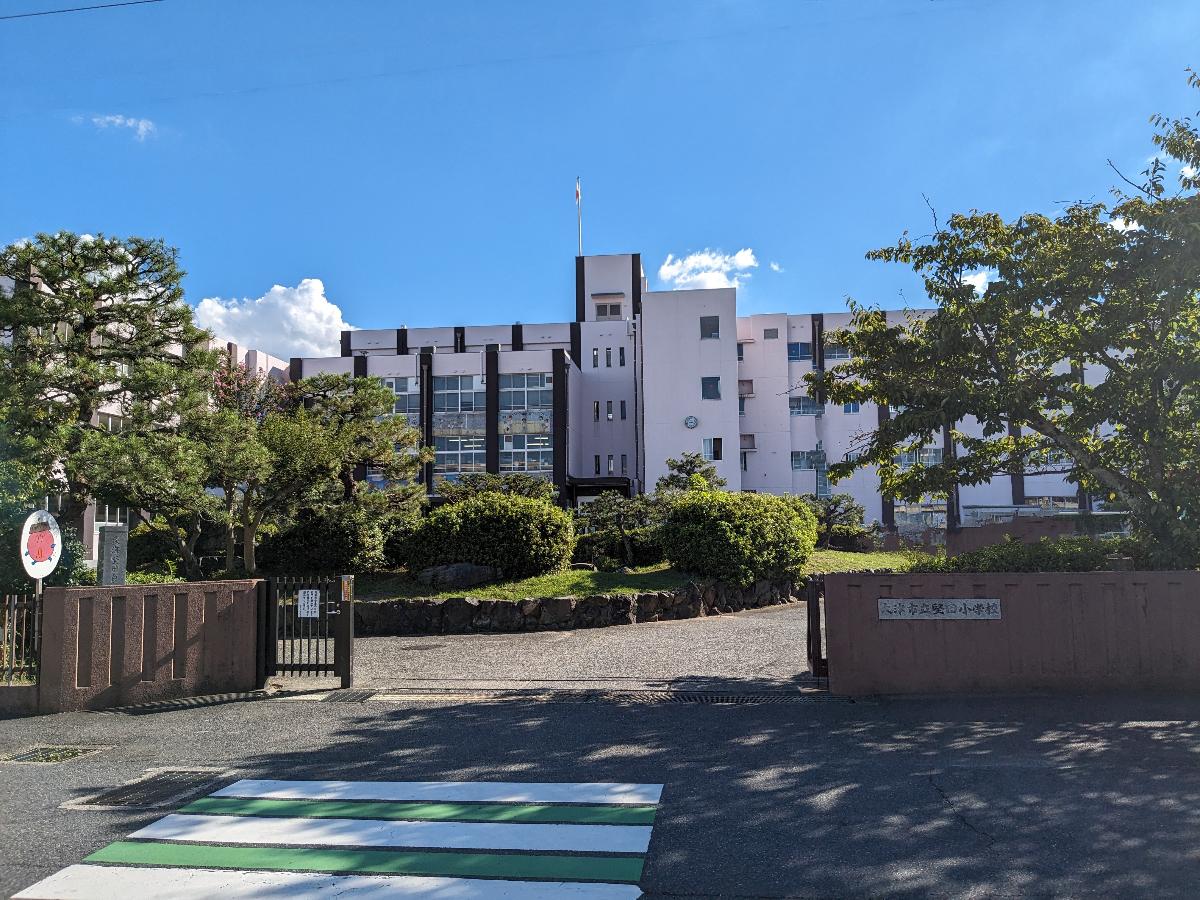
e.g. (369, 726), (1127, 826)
(194, 278), (354, 358)
(1109, 217), (1142, 233)
(1182, 165), (1197, 179)
(769, 261), (784, 273)
(658, 248), (758, 290)
(89, 114), (156, 141)
(961, 269), (994, 295)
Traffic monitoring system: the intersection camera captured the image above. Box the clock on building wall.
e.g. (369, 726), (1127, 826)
(683, 415), (699, 429)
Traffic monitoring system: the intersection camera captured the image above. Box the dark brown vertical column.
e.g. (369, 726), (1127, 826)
(288, 357), (303, 383)
(569, 322), (581, 368)
(878, 403), (895, 529)
(420, 351), (435, 493)
(340, 331), (352, 357)
(1008, 422), (1026, 506)
(631, 253), (642, 316)
(353, 355), (367, 378)
(552, 349), (569, 507)
(811, 314), (826, 404)
(944, 420), (960, 532)
(396, 328), (408, 355)
(575, 256), (586, 322)
(485, 349), (500, 474)
(511, 323), (524, 351)
(454, 327), (466, 353)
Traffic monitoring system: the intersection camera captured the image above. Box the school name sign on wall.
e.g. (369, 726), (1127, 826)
(878, 598), (1001, 620)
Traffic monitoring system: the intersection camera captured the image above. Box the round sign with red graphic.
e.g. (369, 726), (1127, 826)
(20, 510), (62, 579)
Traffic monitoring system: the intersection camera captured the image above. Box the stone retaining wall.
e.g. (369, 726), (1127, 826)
(355, 578), (805, 637)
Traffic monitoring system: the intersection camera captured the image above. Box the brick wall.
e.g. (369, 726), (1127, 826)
(825, 571), (1200, 695)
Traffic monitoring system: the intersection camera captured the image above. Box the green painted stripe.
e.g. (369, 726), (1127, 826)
(181, 797), (659, 826)
(87, 842), (645, 884)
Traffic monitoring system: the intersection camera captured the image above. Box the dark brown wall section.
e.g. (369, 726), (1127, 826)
(485, 350), (500, 473)
(631, 253), (642, 316)
(570, 322), (582, 369)
(454, 327), (466, 353)
(575, 256), (586, 322)
(1008, 422), (1026, 505)
(396, 328), (408, 355)
(289, 358), (303, 383)
(511, 323), (524, 351)
(552, 348), (568, 505)
(419, 351), (435, 493)
(353, 355), (367, 378)
(340, 331), (352, 357)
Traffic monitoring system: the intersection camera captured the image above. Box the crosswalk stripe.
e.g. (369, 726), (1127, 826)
(19, 779), (663, 898)
(213, 779), (664, 805)
(13, 865), (645, 899)
(85, 841), (648, 883)
(183, 796), (660, 825)
(131, 813), (654, 853)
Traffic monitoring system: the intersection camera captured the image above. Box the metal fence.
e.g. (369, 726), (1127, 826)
(2, 594), (41, 686)
(803, 577), (828, 679)
(264, 576), (354, 688)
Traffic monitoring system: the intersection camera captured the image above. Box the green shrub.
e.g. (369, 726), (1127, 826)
(660, 491), (817, 586)
(126, 520), (183, 574)
(402, 492), (574, 579)
(259, 505), (389, 575)
(913, 535), (1113, 573)
(573, 526), (664, 567)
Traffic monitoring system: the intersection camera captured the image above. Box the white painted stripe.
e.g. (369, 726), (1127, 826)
(213, 779), (663, 806)
(132, 813), (654, 854)
(13, 865), (644, 899)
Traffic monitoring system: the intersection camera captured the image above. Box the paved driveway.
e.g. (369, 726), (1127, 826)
(352, 601), (815, 691)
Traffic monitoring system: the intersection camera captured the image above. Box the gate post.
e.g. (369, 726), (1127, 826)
(254, 580), (267, 689)
(335, 575), (355, 689)
(806, 577), (829, 679)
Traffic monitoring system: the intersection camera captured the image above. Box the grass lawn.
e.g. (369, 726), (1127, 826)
(357, 549), (930, 602)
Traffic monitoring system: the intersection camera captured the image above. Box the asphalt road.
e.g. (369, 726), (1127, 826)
(353, 601), (815, 691)
(3, 688), (1200, 898)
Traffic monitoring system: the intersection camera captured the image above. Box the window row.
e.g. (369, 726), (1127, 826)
(591, 346), (626, 368)
(593, 453), (629, 476)
(593, 399), (628, 422)
(734, 341), (851, 362)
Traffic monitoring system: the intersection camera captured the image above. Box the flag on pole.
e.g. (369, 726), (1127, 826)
(575, 177), (581, 205)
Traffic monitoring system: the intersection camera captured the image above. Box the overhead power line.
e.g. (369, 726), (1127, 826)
(0, 0), (165, 22)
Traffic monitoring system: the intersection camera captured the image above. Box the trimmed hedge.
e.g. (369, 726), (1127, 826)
(913, 535), (1114, 573)
(573, 527), (665, 568)
(660, 491), (818, 586)
(402, 492), (574, 579)
(260, 505), (390, 575)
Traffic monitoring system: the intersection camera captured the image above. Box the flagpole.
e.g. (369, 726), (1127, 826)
(576, 177), (583, 257)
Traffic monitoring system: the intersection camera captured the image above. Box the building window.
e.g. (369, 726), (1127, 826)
(825, 343), (851, 360)
(737, 343), (744, 361)
(500, 433), (553, 475)
(791, 450), (819, 470)
(592, 348), (599, 368)
(95, 502), (130, 527)
(787, 342), (811, 362)
(594, 454), (601, 475)
(738, 397), (746, 416)
(433, 375), (485, 412)
(606, 348), (612, 367)
(434, 435), (486, 478)
(843, 401), (861, 414)
(499, 372), (552, 409)
(740, 451), (748, 472)
(619, 346), (626, 367)
(897, 448), (944, 469)
(593, 400), (600, 422)
(607, 454), (615, 475)
(738, 379), (754, 397)
(703, 437), (723, 461)
(700, 316), (720, 339)
(620, 399), (627, 420)
(606, 400), (613, 421)
(97, 412), (127, 432)
(789, 395), (824, 416)
(595, 302), (623, 321)
(763, 327), (779, 340)
(381, 376), (421, 425)
(701, 377), (721, 400)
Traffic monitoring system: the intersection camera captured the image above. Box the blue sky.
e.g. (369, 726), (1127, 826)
(3, 0), (1198, 357)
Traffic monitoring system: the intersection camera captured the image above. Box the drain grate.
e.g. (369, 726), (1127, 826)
(363, 688), (837, 705)
(66, 767), (233, 810)
(3, 746), (106, 764)
(594, 690), (837, 704)
(321, 689), (376, 703)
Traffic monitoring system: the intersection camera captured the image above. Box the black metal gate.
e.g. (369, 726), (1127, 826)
(804, 577), (829, 679)
(261, 576), (354, 688)
(2, 593), (41, 686)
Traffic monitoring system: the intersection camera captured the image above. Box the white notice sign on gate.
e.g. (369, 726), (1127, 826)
(878, 598), (1001, 620)
(297, 589), (321, 618)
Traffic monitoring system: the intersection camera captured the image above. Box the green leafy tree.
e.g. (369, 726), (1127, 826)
(576, 491), (655, 565)
(794, 493), (869, 549)
(811, 76), (1200, 566)
(0, 232), (217, 538)
(437, 472), (557, 504)
(654, 451), (727, 493)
